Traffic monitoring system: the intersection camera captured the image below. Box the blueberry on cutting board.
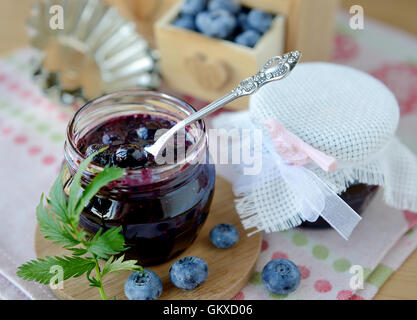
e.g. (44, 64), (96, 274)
(124, 270), (163, 300)
(261, 259), (301, 295)
(170, 257), (209, 290)
(210, 223), (239, 248)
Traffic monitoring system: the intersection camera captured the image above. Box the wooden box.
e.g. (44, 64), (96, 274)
(238, 0), (340, 62)
(155, 1), (286, 109)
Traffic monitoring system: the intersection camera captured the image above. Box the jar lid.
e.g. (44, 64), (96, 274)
(250, 63), (400, 162)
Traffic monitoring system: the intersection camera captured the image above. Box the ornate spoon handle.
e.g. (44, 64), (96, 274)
(146, 51), (301, 157)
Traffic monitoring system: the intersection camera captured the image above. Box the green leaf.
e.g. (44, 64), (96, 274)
(67, 151), (98, 222)
(17, 256), (95, 285)
(102, 255), (143, 277)
(74, 165), (124, 216)
(88, 277), (101, 288)
(36, 195), (80, 248)
(87, 227), (126, 259)
(67, 247), (88, 256)
(47, 169), (69, 224)
(86, 269), (101, 288)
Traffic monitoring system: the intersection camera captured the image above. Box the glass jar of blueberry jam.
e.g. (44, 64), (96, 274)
(63, 91), (216, 266)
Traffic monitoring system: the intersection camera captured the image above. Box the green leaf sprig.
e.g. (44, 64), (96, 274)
(17, 150), (143, 300)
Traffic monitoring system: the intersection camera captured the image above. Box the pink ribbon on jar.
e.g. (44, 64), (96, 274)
(264, 119), (338, 172)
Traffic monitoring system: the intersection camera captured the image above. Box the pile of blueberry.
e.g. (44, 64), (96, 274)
(78, 114), (191, 170)
(173, 0), (275, 48)
(124, 221), (301, 299)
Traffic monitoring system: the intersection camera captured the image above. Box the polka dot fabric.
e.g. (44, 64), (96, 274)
(0, 49), (66, 300)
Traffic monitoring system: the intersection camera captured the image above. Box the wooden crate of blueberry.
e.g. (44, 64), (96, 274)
(154, 0), (338, 109)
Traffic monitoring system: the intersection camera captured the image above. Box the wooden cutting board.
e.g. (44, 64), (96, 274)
(35, 176), (262, 300)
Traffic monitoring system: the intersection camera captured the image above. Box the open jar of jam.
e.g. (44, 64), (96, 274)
(63, 91), (216, 266)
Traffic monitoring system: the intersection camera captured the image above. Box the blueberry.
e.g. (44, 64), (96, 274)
(85, 144), (111, 166)
(209, 223), (239, 248)
(137, 127), (150, 140)
(173, 15), (196, 30)
(102, 131), (123, 145)
(208, 0), (241, 14)
(196, 10), (237, 39)
(237, 12), (250, 31)
(247, 9), (273, 33)
(85, 144), (103, 157)
(234, 29), (261, 48)
(124, 270), (163, 300)
(169, 257), (208, 290)
(134, 127), (151, 140)
(181, 0), (207, 15)
(114, 144), (147, 169)
(261, 259), (301, 295)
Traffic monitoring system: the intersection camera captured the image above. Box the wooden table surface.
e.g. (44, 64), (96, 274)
(1, 0), (416, 300)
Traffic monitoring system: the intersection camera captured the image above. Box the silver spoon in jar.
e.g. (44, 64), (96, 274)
(145, 51), (302, 157)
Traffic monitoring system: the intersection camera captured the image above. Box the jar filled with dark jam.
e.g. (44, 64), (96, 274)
(63, 91), (216, 266)
(300, 183), (379, 229)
